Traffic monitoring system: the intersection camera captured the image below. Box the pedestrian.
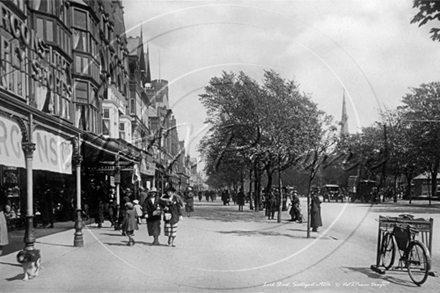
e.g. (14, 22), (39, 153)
(0, 194), (9, 256)
(139, 186), (148, 206)
(161, 187), (183, 247)
(237, 188), (245, 211)
(121, 202), (138, 246)
(40, 186), (54, 228)
(142, 187), (162, 245)
(133, 200), (143, 224)
(310, 191), (322, 232)
(265, 191), (276, 220)
(184, 189), (194, 217)
(95, 184), (106, 228)
(222, 190), (230, 205)
(198, 191), (202, 202)
(118, 188), (132, 231)
(289, 191), (302, 223)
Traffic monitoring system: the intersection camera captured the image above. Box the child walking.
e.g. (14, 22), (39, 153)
(121, 202), (139, 246)
(133, 200), (143, 224)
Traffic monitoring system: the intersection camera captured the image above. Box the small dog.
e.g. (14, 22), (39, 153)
(16, 249), (42, 281)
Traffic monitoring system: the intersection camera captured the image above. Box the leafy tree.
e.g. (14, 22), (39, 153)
(399, 82), (440, 198)
(294, 114), (339, 237)
(198, 70), (324, 212)
(411, 1), (440, 41)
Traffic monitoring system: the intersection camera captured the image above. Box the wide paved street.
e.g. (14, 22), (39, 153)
(0, 198), (439, 292)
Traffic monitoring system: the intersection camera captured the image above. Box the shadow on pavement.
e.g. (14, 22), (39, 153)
(191, 206), (271, 223)
(217, 229), (333, 240)
(34, 241), (74, 248)
(0, 261), (21, 268)
(344, 266), (418, 287)
(100, 233), (123, 237)
(5, 274), (25, 282)
(105, 242), (130, 247)
(371, 203), (439, 215)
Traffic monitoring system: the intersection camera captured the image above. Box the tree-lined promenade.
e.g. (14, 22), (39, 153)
(198, 69), (440, 209)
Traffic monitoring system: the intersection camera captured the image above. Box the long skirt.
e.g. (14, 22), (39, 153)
(0, 211), (9, 246)
(164, 222), (178, 237)
(146, 219), (161, 236)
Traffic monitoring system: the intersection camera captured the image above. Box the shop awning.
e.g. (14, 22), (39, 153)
(81, 132), (139, 166)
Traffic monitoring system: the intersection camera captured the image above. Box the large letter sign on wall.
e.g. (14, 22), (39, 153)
(33, 128), (72, 174)
(0, 114), (25, 168)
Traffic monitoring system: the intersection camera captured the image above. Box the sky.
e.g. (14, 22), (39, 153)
(122, 0), (440, 170)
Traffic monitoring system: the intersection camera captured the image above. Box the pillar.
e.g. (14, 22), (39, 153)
(114, 154), (121, 230)
(73, 154), (84, 247)
(22, 142), (36, 251)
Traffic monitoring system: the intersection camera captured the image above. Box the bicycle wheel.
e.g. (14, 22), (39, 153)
(407, 241), (430, 286)
(380, 232), (395, 270)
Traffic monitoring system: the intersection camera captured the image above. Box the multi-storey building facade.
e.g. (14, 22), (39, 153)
(0, 0), (194, 236)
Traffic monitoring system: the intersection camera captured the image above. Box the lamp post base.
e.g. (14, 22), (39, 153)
(24, 215), (36, 250)
(73, 209), (84, 247)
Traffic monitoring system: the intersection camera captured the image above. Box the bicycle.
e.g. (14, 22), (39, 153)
(380, 214), (431, 286)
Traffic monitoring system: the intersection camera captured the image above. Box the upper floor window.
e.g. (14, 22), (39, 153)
(73, 9), (87, 30)
(72, 29), (88, 52)
(119, 123), (126, 140)
(36, 18), (54, 43)
(75, 81), (88, 103)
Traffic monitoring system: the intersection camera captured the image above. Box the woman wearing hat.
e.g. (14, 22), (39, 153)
(142, 188), (162, 245)
(161, 187), (183, 247)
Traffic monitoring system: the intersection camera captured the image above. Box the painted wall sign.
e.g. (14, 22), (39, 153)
(33, 128), (72, 174)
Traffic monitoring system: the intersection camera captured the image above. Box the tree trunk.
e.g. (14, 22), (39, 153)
(430, 159), (439, 202)
(249, 168), (253, 210)
(265, 163), (273, 191)
(254, 161), (259, 212)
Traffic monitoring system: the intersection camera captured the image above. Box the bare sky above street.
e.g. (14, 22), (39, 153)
(122, 0), (440, 165)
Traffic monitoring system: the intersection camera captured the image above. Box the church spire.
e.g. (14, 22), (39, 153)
(341, 90), (349, 136)
(145, 44), (151, 83)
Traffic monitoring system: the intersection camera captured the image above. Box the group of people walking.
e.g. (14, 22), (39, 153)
(265, 188), (322, 232)
(119, 186), (195, 247)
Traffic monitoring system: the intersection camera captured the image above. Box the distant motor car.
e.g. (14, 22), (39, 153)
(322, 184), (343, 202)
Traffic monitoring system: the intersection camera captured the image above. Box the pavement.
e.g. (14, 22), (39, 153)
(0, 198), (439, 293)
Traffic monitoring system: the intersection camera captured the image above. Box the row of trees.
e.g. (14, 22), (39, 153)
(198, 70), (338, 210)
(198, 69), (440, 203)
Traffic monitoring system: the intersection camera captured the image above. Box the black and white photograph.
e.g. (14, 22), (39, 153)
(0, 0), (440, 292)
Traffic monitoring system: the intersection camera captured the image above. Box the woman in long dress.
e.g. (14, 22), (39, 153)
(0, 194), (9, 256)
(310, 192), (322, 232)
